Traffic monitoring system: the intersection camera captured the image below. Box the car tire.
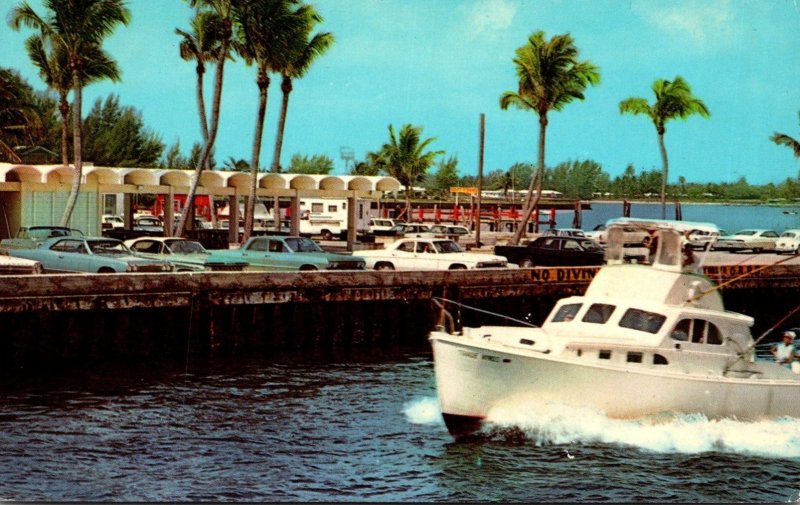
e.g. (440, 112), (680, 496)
(98, 267), (115, 273)
(321, 230), (333, 241)
(448, 264), (467, 270)
(299, 265), (318, 271)
(375, 262), (394, 271)
(519, 257), (534, 268)
(752, 247), (762, 254)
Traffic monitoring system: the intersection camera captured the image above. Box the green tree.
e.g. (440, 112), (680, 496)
(286, 153), (333, 174)
(82, 95), (163, 166)
(176, 0), (234, 237)
(24, 28), (120, 166)
(235, 0), (309, 241)
(619, 76), (710, 218)
(507, 162), (533, 196)
(425, 155), (459, 199)
(222, 156), (251, 171)
(0, 67), (47, 162)
(499, 31), (600, 244)
(370, 124), (442, 219)
(10, 0), (130, 226)
(349, 159), (380, 176)
(771, 112), (800, 185)
(270, 4), (333, 174)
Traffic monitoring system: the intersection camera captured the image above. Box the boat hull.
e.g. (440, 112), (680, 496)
(430, 332), (800, 437)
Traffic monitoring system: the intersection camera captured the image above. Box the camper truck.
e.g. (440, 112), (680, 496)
(298, 198), (370, 240)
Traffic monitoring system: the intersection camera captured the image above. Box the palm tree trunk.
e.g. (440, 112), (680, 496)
(59, 93), (69, 166)
(196, 64), (209, 141)
(176, 36), (229, 238)
(243, 66), (269, 243)
(59, 72), (82, 227)
(270, 75), (292, 172)
(658, 131), (668, 220)
(511, 114), (548, 245)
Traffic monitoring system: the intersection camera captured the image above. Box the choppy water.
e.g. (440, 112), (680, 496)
(1, 350), (799, 502)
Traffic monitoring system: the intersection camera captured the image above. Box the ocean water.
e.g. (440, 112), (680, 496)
(565, 201), (800, 235)
(1, 351), (798, 503)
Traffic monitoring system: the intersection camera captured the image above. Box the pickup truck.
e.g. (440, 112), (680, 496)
(208, 236), (366, 271)
(494, 236), (605, 268)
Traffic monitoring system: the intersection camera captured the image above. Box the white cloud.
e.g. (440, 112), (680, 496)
(466, 0), (517, 37)
(633, 0), (737, 52)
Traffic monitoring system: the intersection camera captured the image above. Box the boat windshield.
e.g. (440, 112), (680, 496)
(552, 303), (582, 322)
(619, 308), (666, 334)
(582, 303), (616, 324)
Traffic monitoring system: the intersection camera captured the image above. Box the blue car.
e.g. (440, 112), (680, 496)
(7, 236), (174, 273)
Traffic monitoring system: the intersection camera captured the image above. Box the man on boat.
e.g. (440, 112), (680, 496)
(771, 331), (796, 366)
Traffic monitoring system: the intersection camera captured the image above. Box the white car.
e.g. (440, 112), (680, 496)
(358, 237), (510, 270)
(428, 224), (472, 237)
(775, 229), (800, 254)
(712, 229), (779, 253)
(102, 214), (125, 229)
(369, 218), (403, 235)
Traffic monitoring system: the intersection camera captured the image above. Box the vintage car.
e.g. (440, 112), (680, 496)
(133, 215), (165, 234)
(358, 237), (509, 270)
(495, 236), (605, 268)
(124, 237), (247, 271)
(102, 214), (125, 229)
(428, 224), (472, 238)
(0, 255), (42, 275)
(208, 236), (366, 271)
(539, 228), (587, 238)
(712, 229), (779, 253)
(775, 229), (800, 254)
(369, 218), (404, 236)
(385, 223), (436, 238)
(0, 225), (84, 254)
(7, 236), (174, 273)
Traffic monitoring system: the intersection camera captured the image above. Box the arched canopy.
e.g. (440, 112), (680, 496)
(0, 163), (400, 196)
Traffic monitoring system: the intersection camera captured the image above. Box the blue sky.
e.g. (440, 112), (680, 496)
(2, 0), (799, 184)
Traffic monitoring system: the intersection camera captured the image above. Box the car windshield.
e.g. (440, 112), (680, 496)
(434, 241), (462, 253)
(27, 227), (70, 239)
(734, 230), (757, 236)
(285, 237), (323, 252)
(88, 240), (129, 255)
(579, 240), (602, 251)
(166, 240), (206, 254)
(781, 232), (798, 238)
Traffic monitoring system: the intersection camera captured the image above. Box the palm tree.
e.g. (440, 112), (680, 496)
(175, 0), (234, 238)
(24, 34), (120, 166)
(770, 112), (800, 159)
(176, 9), (224, 155)
(269, 5), (333, 174)
(371, 124), (442, 219)
(233, 0), (305, 242)
(0, 68), (42, 162)
(619, 76), (709, 219)
(9, 0), (130, 227)
(499, 31), (600, 245)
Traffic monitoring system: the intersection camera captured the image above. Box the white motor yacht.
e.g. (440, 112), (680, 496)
(429, 220), (800, 438)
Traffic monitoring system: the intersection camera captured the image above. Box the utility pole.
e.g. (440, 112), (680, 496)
(476, 113), (485, 247)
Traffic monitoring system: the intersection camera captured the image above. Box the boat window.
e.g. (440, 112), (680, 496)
(653, 354), (669, 365)
(706, 323), (723, 345)
(671, 319), (691, 341)
(599, 350), (611, 360)
(582, 303), (615, 324)
(626, 352), (643, 363)
(686, 319), (724, 345)
(619, 308), (666, 334)
(552, 303), (582, 322)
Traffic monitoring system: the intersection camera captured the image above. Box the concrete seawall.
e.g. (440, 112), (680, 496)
(2, 265), (799, 371)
